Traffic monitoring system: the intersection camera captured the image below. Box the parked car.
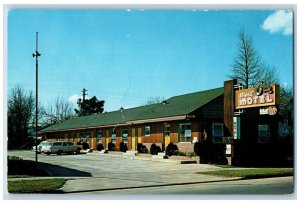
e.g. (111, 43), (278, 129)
(41, 141), (82, 155)
(32, 141), (49, 154)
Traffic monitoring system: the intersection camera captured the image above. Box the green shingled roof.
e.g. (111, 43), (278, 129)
(40, 87), (224, 133)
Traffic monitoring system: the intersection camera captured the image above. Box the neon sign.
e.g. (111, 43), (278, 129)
(235, 84), (279, 109)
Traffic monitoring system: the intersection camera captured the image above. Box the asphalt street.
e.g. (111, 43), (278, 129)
(7, 150), (294, 198)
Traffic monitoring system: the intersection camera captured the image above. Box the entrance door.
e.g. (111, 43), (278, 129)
(163, 124), (171, 151)
(131, 128), (137, 151)
(131, 128), (141, 151)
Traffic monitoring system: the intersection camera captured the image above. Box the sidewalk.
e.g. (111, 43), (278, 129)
(86, 150), (199, 164)
(59, 151), (233, 193)
(7, 150), (237, 194)
(60, 174), (241, 194)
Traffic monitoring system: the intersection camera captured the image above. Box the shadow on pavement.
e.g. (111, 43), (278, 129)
(37, 161), (92, 177)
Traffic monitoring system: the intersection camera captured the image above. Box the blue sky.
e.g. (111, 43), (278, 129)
(7, 9), (293, 112)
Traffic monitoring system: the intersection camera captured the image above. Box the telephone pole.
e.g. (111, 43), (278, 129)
(82, 88), (88, 115)
(32, 32), (41, 166)
(82, 88), (88, 102)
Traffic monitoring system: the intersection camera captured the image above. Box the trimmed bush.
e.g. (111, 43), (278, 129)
(97, 143), (104, 151)
(166, 142), (179, 156)
(137, 143), (148, 153)
(119, 141), (128, 152)
(150, 143), (161, 155)
(82, 142), (90, 150)
(108, 142), (116, 151)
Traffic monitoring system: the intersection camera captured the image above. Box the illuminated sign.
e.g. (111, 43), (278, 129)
(268, 106), (278, 115)
(235, 84), (279, 109)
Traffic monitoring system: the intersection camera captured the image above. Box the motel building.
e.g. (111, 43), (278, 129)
(39, 79), (293, 166)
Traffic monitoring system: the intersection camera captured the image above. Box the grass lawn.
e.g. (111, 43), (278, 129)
(7, 156), (65, 193)
(8, 178), (66, 193)
(198, 168), (293, 179)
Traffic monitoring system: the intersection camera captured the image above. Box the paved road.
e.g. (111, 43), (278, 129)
(7, 150), (294, 197)
(91, 177), (293, 196)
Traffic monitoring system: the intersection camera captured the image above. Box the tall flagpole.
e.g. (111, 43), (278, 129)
(32, 32), (41, 165)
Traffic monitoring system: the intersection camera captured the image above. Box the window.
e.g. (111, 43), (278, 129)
(97, 129), (102, 143)
(178, 123), (191, 142)
(212, 123), (224, 143)
(80, 132), (84, 143)
(111, 129), (116, 143)
(68, 132), (75, 142)
(258, 125), (270, 143)
(122, 129), (128, 143)
(164, 124), (171, 136)
(85, 130), (90, 143)
(144, 125), (151, 136)
(68, 132), (71, 140)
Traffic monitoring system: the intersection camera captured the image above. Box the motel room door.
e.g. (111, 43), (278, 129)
(131, 127), (142, 151)
(163, 124), (171, 151)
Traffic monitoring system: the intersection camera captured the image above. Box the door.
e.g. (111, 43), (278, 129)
(137, 127), (142, 144)
(163, 124), (171, 151)
(131, 128), (137, 151)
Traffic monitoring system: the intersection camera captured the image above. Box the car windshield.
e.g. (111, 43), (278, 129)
(39, 141), (48, 146)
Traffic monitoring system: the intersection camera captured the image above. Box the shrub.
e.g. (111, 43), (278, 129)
(187, 152), (196, 158)
(108, 142), (116, 151)
(137, 143), (148, 153)
(166, 142), (179, 156)
(97, 143), (104, 151)
(150, 143), (161, 155)
(119, 141), (128, 152)
(177, 152), (187, 156)
(194, 141), (200, 156)
(82, 142), (90, 150)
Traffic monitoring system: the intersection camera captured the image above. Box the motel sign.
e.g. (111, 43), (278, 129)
(235, 84), (280, 109)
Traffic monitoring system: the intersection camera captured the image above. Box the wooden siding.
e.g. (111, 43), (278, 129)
(143, 123), (163, 143)
(200, 95), (224, 119)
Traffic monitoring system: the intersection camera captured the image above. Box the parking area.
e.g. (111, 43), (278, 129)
(7, 150), (233, 193)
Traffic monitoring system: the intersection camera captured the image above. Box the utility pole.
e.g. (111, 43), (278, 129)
(82, 88), (88, 115)
(82, 88), (88, 102)
(32, 32), (41, 166)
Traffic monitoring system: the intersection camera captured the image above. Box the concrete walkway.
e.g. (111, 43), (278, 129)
(60, 174), (241, 194)
(59, 152), (236, 193)
(8, 150), (239, 194)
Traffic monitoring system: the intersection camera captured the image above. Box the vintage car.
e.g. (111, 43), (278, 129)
(41, 141), (82, 155)
(32, 141), (49, 154)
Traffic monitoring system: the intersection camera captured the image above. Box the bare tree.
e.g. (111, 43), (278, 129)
(144, 96), (165, 105)
(43, 97), (75, 125)
(8, 86), (35, 149)
(230, 29), (278, 88)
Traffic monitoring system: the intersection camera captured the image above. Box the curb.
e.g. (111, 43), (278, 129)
(60, 177), (243, 194)
(87, 152), (199, 164)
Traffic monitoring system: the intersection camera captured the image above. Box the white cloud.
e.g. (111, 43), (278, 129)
(68, 94), (80, 105)
(68, 94), (90, 105)
(261, 10), (293, 35)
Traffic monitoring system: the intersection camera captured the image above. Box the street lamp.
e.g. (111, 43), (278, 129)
(32, 32), (41, 166)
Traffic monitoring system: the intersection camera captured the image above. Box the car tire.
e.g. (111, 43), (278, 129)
(57, 150), (63, 155)
(46, 152), (50, 156)
(76, 148), (80, 154)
